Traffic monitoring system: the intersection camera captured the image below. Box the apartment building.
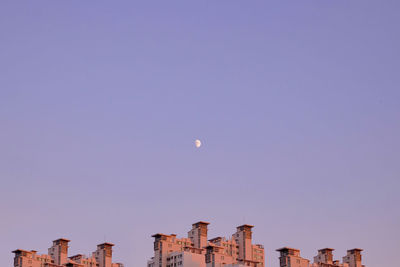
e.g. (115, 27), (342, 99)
(147, 222), (264, 267)
(277, 247), (365, 267)
(166, 249), (206, 267)
(12, 238), (124, 267)
(276, 247), (310, 267)
(11, 225), (366, 267)
(342, 249), (364, 267)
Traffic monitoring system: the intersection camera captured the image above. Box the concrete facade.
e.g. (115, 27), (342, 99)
(11, 226), (366, 267)
(277, 247), (365, 267)
(148, 222), (265, 267)
(276, 247), (310, 267)
(342, 249), (364, 267)
(12, 239), (123, 267)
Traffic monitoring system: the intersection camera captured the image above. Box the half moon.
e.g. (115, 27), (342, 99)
(195, 139), (202, 148)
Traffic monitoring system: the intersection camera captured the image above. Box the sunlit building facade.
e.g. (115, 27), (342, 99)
(277, 247), (365, 267)
(11, 225), (366, 267)
(12, 238), (123, 267)
(147, 222), (265, 267)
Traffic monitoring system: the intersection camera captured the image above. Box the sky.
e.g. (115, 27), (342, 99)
(0, 1), (399, 267)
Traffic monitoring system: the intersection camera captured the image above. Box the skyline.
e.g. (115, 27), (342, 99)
(1, 1), (400, 267)
(11, 222), (366, 267)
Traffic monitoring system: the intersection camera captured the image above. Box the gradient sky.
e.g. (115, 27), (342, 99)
(1, 1), (399, 267)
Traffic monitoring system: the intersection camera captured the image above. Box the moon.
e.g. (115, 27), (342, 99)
(195, 139), (202, 148)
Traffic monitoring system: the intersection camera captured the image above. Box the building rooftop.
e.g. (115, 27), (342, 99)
(348, 248), (363, 252)
(53, 238), (71, 243)
(12, 249), (32, 254)
(98, 242), (115, 247)
(192, 221), (210, 226)
(319, 248), (335, 252)
(69, 254), (84, 258)
(151, 233), (171, 238)
(237, 224), (254, 229)
(276, 247), (300, 252)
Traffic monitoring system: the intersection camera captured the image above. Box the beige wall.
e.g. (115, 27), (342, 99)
(151, 222), (265, 267)
(167, 251), (205, 267)
(13, 239), (123, 267)
(48, 239), (69, 266)
(342, 249), (363, 267)
(13, 250), (53, 267)
(188, 222), (209, 249)
(278, 247), (365, 267)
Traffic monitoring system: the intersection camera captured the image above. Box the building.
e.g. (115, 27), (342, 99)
(166, 249), (206, 267)
(277, 247), (365, 267)
(11, 226), (366, 267)
(147, 222), (264, 267)
(12, 238), (124, 267)
(310, 248), (347, 267)
(276, 247), (310, 267)
(342, 249), (364, 267)
(232, 225), (264, 267)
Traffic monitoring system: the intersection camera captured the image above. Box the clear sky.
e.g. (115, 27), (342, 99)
(0, 1), (399, 267)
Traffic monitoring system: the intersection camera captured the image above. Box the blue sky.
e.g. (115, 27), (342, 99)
(0, 1), (399, 267)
